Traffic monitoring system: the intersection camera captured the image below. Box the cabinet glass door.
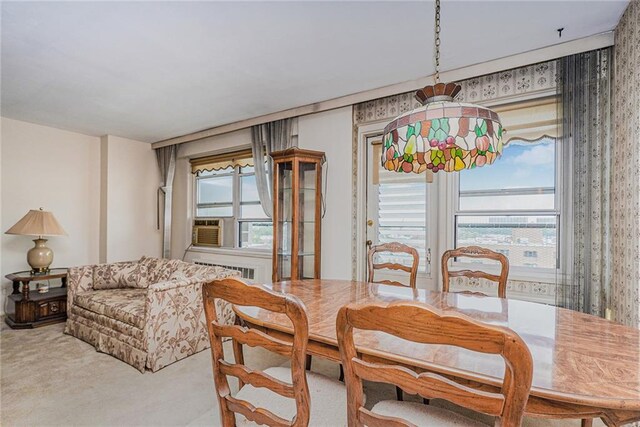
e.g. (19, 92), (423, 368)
(298, 161), (318, 279)
(276, 161), (293, 280)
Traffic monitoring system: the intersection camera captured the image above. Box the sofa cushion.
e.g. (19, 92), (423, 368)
(371, 400), (488, 427)
(75, 289), (147, 329)
(94, 262), (150, 290)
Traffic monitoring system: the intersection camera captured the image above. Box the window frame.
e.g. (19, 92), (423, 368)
(237, 165), (272, 250)
(194, 169), (235, 217)
(374, 161), (432, 275)
(194, 163), (272, 251)
(447, 137), (563, 283)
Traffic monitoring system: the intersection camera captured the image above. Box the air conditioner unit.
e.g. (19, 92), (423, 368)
(192, 219), (223, 247)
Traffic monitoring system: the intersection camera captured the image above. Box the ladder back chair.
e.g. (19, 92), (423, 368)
(368, 242), (419, 288)
(441, 246), (509, 298)
(337, 301), (533, 427)
(367, 241), (420, 399)
(203, 278), (346, 427)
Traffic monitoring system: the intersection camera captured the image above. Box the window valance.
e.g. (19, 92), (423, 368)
(190, 149), (254, 175)
(496, 97), (558, 144)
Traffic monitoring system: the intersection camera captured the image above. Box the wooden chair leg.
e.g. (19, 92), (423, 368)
(305, 354), (312, 371)
(339, 364), (344, 382)
(396, 386), (403, 401)
(581, 419), (593, 427)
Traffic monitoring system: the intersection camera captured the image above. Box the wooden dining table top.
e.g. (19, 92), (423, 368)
(234, 279), (640, 414)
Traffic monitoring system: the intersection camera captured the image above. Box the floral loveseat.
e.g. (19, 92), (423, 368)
(64, 256), (239, 372)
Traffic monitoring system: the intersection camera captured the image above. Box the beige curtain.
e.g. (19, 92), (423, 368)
(155, 145), (177, 258)
(251, 118), (297, 218)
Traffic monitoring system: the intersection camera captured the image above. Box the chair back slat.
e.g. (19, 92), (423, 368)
(346, 302), (506, 353)
(211, 323), (293, 357)
(368, 242), (419, 289)
(441, 246), (509, 298)
(203, 278), (310, 427)
(352, 359), (504, 416)
(225, 395), (291, 427)
(219, 361), (295, 399)
(447, 269), (502, 282)
(372, 262), (413, 273)
(375, 279), (409, 288)
(337, 301), (533, 427)
(205, 277), (291, 312)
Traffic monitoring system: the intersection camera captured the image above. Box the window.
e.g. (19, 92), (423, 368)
(238, 165), (272, 249)
(196, 169), (234, 217)
(455, 137), (559, 271)
(375, 164), (429, 272)
(195, 161), (272, 250)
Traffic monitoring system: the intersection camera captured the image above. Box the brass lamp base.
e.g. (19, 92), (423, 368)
(27, 238), (54, 274)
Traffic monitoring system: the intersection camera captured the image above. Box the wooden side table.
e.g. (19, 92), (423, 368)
(5, 268), (68, 329)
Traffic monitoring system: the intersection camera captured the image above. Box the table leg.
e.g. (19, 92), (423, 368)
(581, 419), (593, 427)
(12, 280), (20, 295)
(21, 281), (30, 301)
(305, 354), (312, 371)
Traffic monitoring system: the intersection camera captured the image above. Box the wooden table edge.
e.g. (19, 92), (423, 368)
(5, 270), (68, 281)
(234, 305), (640, 416)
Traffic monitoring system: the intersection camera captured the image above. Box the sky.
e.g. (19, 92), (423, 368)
(459, 138), (556, 192)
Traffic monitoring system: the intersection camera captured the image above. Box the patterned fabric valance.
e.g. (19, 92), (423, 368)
(190, 149), (253, 175)
(354, 60), (557, 125)
(496, 97), (558, 144)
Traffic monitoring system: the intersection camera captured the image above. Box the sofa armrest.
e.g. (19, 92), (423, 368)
(143, 269), (240, 372)
(66, 265), (94, 309)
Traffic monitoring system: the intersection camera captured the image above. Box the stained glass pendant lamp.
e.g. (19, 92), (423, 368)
(381, 0), (503, 174)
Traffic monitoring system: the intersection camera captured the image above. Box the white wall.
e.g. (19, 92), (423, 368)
(101, 135), (162, 262)
(1, 118), (101, 312)
(171, 108), (354, 281)
(1, 118), (161, 315)
(298, 107), (353, 279)
(2, 106), (355, 311)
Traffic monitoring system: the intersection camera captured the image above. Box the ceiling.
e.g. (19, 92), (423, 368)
(1, 1), (629, 142)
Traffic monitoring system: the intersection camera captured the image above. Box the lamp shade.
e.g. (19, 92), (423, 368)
(5, 208), (67, 237)
(381, 82), (503, 174)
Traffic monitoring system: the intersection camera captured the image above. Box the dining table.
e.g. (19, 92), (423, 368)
(233, 279), (640, 427)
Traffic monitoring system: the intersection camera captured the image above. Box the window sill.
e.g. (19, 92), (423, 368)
(187, 246), (272, 260)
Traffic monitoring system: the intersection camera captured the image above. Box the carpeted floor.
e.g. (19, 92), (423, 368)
(1, 321), (603, 427)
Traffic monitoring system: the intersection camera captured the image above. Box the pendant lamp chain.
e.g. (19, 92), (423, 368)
(434, 0), (441, 84)
(380, 0), (504, 174)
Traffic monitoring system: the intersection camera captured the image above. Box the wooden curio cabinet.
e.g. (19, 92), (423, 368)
(271, 148), (325, 282)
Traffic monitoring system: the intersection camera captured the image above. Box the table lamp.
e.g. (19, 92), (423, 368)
(5, 208), (67, 273)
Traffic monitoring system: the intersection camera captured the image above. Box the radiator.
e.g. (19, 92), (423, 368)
(194, 260), (256, 280)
